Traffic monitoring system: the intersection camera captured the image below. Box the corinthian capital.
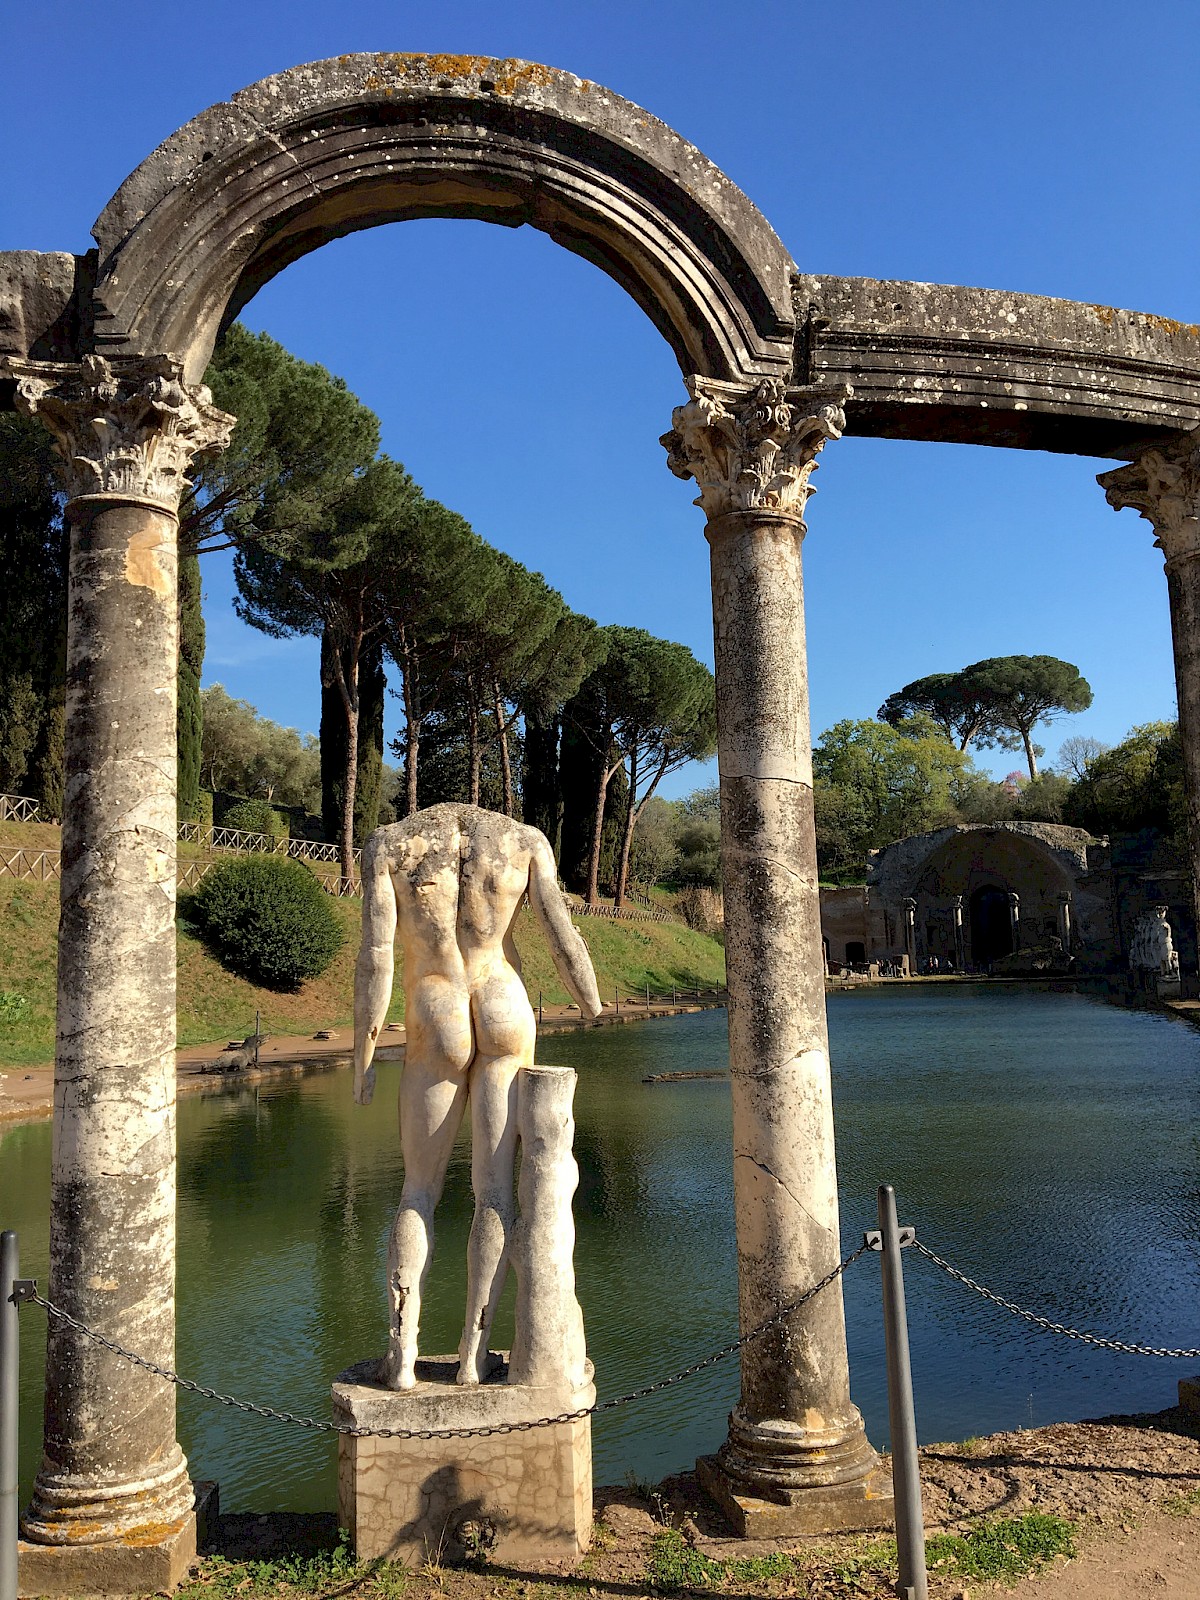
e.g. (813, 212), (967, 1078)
(9, 353), (234, 515)
(1098, 426), (1200, 568)
(661, 377), (851, 524)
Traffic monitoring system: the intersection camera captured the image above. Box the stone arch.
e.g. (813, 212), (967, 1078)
(86, 54), (797, 385)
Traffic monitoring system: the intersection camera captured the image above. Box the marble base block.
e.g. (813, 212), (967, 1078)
(697, 1452), (894, 1537)
(333, 1357), (594, 1565)
(17, 1482), (216, 1597)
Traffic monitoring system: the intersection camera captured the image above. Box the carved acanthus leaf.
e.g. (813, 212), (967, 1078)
(661, 377), (851, 523)
(1098, 426), (1200, 566)
(10, 353), (234, 513)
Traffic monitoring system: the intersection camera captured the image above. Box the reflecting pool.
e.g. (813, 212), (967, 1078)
(2, 985), (1196, 1512)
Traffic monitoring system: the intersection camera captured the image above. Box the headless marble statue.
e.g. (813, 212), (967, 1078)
(353, 804), (602, 1390)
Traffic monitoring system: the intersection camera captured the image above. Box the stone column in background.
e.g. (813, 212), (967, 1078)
(1101, 430), (1200, 963)
(953, 895), (966, 970)
(1057, 893), (1073, 952)
(661, 378), (888, 1533)
(13, 357), (233, 1548)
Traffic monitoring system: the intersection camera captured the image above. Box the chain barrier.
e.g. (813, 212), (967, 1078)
(22, 1245), (868, 1442)
(912, 1240), (1200, 1359)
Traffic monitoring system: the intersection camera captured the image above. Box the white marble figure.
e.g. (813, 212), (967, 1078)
(353, 805), (603, 1391)
(1128, 905), (1180, 976)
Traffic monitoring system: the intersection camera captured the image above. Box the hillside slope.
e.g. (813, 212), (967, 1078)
(0, 875), (725, 1069)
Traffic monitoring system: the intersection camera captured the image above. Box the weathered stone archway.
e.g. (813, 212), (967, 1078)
(4, 49), (1200, 1583)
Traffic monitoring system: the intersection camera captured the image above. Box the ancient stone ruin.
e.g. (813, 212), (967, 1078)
(1, 51), (1198, 1590)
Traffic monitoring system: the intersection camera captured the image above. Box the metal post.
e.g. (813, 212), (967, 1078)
(615, 987), (619, 1015)
(254, 1009), (260, 1070)
(538, 990), (543, 1026)
(875, 1185), (927, 1600)
(1, 1231), (19, 1600)
(645, 983), (650, 1008)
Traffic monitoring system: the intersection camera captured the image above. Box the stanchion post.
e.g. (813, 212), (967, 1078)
(1, 1231), (19, 1600)
(873, 1185), (927, 1600)
(538, 990), (543, 1026)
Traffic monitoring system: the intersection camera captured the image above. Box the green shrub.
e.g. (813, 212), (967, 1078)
(189, 856), (343, 989)
(222, 797), (287, 842)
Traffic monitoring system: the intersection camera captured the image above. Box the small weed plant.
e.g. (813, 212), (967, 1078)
(0, 990), (28, 1023)
(178, 1532), (406, 1597)
(926, 1511), (1075, 1582)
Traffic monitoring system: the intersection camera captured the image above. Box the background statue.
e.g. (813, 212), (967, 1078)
(353, 804), (602, 1390)
(1128, 904), (1180, 977)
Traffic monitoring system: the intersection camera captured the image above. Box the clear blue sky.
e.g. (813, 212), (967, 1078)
(4, 2), (1198, 795)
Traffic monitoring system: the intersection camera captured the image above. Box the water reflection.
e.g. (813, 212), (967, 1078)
(1, 987), (1196, 1512)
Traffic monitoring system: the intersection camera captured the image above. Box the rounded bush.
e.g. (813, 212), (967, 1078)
(222, 798), (286, 842)
(190, 856), (344, 989)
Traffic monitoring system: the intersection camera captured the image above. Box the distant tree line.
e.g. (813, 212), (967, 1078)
(815, 653), (1185, 884)
(1, 325), (716, 902)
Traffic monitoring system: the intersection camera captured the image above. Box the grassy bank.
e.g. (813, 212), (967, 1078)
(0, 871), (725, 1070)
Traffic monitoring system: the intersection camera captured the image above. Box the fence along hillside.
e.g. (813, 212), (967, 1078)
(1, 794), (681, 921)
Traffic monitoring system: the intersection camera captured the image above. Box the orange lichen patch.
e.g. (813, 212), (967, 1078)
(1093, 303), (1200, 341)
(1140, 311), (1200, 340)
(56, 1514), (189, 1546)
(361, 54), (560, 98)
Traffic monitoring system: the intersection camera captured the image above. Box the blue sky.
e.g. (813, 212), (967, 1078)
(4, 2), (1198, 795)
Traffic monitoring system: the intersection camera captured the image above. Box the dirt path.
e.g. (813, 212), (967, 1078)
(0, 998), (724, 1125)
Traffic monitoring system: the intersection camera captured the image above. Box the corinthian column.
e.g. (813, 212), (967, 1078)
(11, 356), (232, 1562)
(662, 379), (888, 1533)
(1100, 429), (1200, 964)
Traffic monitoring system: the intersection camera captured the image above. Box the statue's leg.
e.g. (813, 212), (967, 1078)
(383, 1054), (469, 1390)
(458, 1053), (522, 1384)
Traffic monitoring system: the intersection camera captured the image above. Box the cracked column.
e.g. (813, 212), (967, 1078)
(12, 356), (232, 1577)
(662, 379), (889, 1534)
(1100, 429), (1200, 963)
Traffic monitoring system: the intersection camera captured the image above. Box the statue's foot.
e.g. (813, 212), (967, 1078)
(456, 1345), (502, 1386)
(379, 1346), (417, 1391)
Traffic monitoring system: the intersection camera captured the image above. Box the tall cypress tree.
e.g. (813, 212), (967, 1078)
(0, 414), (68, 815)
(177, 550), (205, 820)
(320, 631), (387, 848)
(523, 707), (562, 853)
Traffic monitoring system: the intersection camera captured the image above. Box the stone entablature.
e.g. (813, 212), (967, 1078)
(794, 275), (1200, 458)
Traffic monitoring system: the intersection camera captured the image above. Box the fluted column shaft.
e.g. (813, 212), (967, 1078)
(662, 380), (884, 1526)
(13, 357), (232, 1543)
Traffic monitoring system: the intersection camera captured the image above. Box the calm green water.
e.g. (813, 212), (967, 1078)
(2, 986), (1197, 1511)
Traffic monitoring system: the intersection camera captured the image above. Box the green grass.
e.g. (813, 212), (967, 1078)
(1162, 1486), (1200, 1517)
(177, 1537), (408, 1598)
(0, 863), (725, 1069)
(925, 1512), (1076, 1582)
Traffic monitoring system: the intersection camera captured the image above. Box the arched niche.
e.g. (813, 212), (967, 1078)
(87, 54), (798, 385)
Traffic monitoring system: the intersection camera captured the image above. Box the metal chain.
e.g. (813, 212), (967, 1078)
(25, 1245), (867, 1441)
(913, 1240), (1200, 1359)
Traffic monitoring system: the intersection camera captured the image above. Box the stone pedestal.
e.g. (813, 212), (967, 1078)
(17, 1482), (216, 1598)
(697, 1449), (892, 1538)
(333, 1358), (594, 1565)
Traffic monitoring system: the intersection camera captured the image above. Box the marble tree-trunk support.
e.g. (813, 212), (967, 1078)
(661, 380), (888, 1534)
(1100, 428), (1200, 964)
(12, 357), (233, 1550)
(509, 1066), (588, 1391)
